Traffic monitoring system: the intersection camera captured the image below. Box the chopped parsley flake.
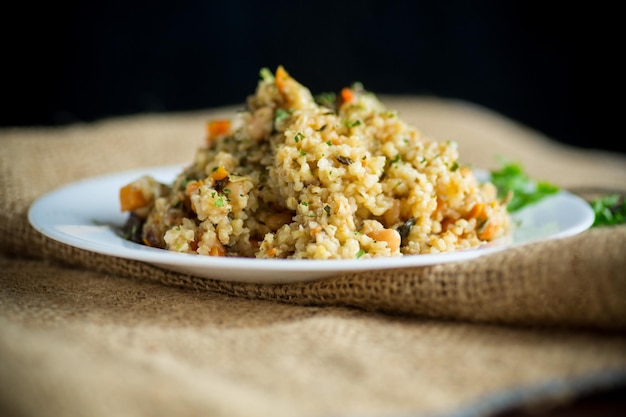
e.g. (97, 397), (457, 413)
(344, 119), (362, 128)
(315, 92), (336, 108)
(275, 108), (290, 122)
(259, 67), (274, 81)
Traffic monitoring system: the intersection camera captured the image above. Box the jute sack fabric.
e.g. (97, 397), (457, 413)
(1, 96), (625, 417)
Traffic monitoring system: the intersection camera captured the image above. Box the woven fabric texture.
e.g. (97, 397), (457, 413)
(1, 97), (625, 417)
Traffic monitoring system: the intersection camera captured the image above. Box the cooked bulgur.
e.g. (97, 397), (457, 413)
(119, 66), (512, 259)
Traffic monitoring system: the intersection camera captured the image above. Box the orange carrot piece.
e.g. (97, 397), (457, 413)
(209, 243), (226, 257)
(210, 165), (229, 182)
(119, 184), (148, 212)
(466, 202), (486, 220)
(478, 220), (497, 241)
(275, 65), (289, 92)
(185, 180), (203, 196)
(206, 119), (231, 144)
(340, 87), (355, 103)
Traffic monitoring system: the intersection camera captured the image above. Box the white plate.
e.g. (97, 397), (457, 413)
(28, 165), (595, 283)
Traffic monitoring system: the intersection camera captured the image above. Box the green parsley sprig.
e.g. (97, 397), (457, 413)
(590, 194), (626, 227)
(490, 159), (626, 228)
(489, 160), (559, 213)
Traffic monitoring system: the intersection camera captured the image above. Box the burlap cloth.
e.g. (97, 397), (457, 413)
(1, 97), (625, 417)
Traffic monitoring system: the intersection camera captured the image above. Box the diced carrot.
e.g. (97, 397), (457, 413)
(206, 119), (231, 144)
(119, 184), (148, 212)
(275, 65), (289, 93)
(466, 202), (486, 221)
(266, 247), (278, 257)
(340, 87), (355, 103)
(210, 165), (229, 182)
(209, 243), (226, 257)
(185, 180), (203, 196)
(478, 220), (497, 241)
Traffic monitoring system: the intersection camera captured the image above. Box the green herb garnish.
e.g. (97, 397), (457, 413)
(490, 159), (626, 228)
(590, 194), (626, 227)
(315, 92), (336, 109)
(389, 154), (401, 165)
(344, 119), (362, 128)
(275, 108), (291, 122)
(490, 161), (559, 213)
(259, 67), (274, 82)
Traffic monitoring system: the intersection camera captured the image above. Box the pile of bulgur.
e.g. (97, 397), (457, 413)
(119, 66), (512, 259)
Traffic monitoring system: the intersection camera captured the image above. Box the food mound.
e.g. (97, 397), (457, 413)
(119, 66), (512, 259)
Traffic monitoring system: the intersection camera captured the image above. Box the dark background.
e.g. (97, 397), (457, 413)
(4, 1), (623, 154)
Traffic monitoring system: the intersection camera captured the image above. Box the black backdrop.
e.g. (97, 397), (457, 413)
(4, 1), (623, 154)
